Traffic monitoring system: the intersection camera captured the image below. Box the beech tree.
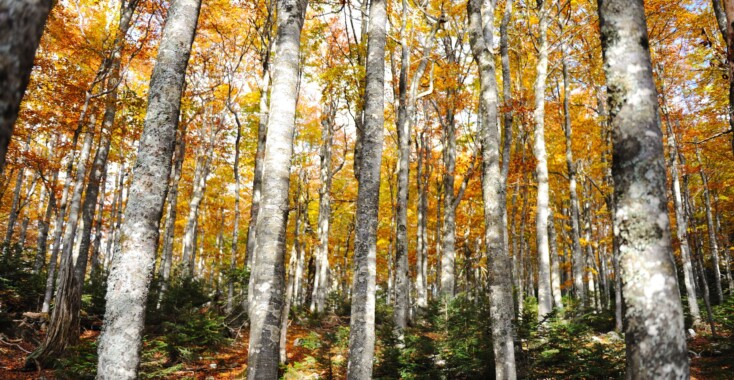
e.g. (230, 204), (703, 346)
(95, 0), (202, 377)
(347, 0), (386, 377)
(246, 0), (308, 377)
(598, 0), (689, 376)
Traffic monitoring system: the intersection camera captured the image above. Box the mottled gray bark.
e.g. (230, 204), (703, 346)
(468, 0), (516, 377)
(347, 0), (385, 377)
(0, 0), (54, 174)
(89, 170), (105, 278)
(34, 175), (56, 273)
(95, 0), (202, 377)
(532, 0), (552, 320)
(246, 0), (307, 378)
(713, 0), (734, 155)
(598, 0), (689, 376)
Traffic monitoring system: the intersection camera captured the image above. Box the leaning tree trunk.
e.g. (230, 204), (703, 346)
(468, 0), (516, 378)
(597, 0), (689, 376)
(347, 0), (386, 377)
(95, 0), (202, 377)
(75, 0), (140, 286)
(532, 0), (553, 320)
(246, 0), (307, 378)
(0, 0), (54, 174)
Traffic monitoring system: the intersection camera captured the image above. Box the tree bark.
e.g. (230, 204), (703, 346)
(182, 150), (212, 277)
(695, 143), (724, 303)
(75, 0), (139, 286)
(3, 168), (26, 257)
(598, 0), (689, 376)
(532, 0), (553, 320)
(246, 0), (307, 377)
(95, 0), (202, 376)
(226, 105), (242, 314)
(468, 0), (516, 377)
(347, 0), (385, 376)
(549, 209), (563, 308)
(0, 0), (54, 174)
(158, 123), (186, 296)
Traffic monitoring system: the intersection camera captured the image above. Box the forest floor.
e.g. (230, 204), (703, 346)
(0, 321), (732, 379)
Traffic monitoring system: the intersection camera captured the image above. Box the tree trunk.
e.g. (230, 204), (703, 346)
(468, 0), (516, 377)
(75, 0), (139, 286)
(695, 143), (723, 303)
(561, 45), (586, 307)
(598, 0), (689, 375)
(532, 0), (553, 321)
(415, 130), (429, 308)
(659, 94), (702, 326)
(549, 209), (563, 308)
(158, 123), (186, 299)
(311, 99), (339, 313)
(89, 169), (106, 279)
(226, 106), (242, 314)
(27, 114), (95, 366)
(246, 0), (307, 377)
(347, 0), (385, 376)
(3, 168), (25, 257)
(0, 0), (54, 174)
(95, 0), (202, 376)
(182, 151), (212, 277)
(34, 172), (56, 273)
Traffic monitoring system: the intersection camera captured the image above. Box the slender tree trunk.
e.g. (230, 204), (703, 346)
(312, 100), (338, 313)
(182, 152), (212, 277)
(34, 172), (56, 273)
(246, 0), (307, 377)
(28, 115), (95, 366)
(347, 0), (385, 376)
(660, 98), (702, 325)
(0, 0), (54, 174)
(712, 0), (734, 155)
(76, 0), (139, 286)
(532, 0), (553, 320)
(415, 131), (428, 308)
(598, 0), (689, 375)
(89, 169), (106, 278)
(549, 209), (562, 308)
(3, 168), (25, 257)
(95, 0), (202, 376)
(159, 123), (186, 296)
(226, 108), (241, 314)
(468, 0), (516, 377)
(695, 143), (723, 303)
(561, 46), (586, 307)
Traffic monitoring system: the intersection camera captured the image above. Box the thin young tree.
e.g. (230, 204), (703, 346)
(246, 0), (307, 377)
(95, 0), (202, 377)
(597, 0), (689, 376)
